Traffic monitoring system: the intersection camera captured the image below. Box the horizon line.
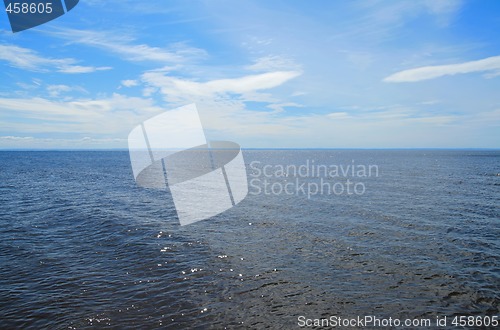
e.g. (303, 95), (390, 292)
(0, 147), (499, 151)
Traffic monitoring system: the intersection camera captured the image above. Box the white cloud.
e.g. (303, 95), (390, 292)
(0, 94), (163, 136)
(484, 70), (500, 79)
(384, 55), (500, 82)
(58, 65), (111, 74)
(358, 0), (463, 27)
(136, 69), (304, 143)
(241, 36), (273, 51)
(17, 80), (41, 90)
(121, 79), (139, 87)
(327, 112), (351, 120)
(141, 70), (302, 104)
(135, 67), (466, 147)
(422, 0), (463, 26)
(0, 90), (490, 148)
(46, 84), (87, 98)
(246, 55), (300, 72)
(0, 136), (126, 149)
(46, 85), (73, 97)
(0, 44), (111, 73)
(83, 0), (180, 14)
(48, 29), (207, 63)
(207, 71), (301, 93)
(0, 136), (34, 141)
(267, 102), (302, 113)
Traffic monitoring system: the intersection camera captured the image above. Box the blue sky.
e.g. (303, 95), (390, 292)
(0, 0), (499, 149)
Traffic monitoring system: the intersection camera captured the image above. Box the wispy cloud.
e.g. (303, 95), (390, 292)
(0, 93), (163, 135)
(141, 70), (302, 105)
(137, 69), (304, 141)
(46, 84), (87, 98)
(0, 136), (126, 149)
(58, 65), (111, 74)
(327, 112), (352, 120)
(48, 29), (207, 63)
(358, 0), (463, 28)
(0, 91), (488, 148)
(246, 55), (300, 72)
(327, 0), (463, 43)
(384, 55), (500, 82)
(0, 44), (111, 73)
(83, 0), (181, 14)
(121, 79), (139, 87)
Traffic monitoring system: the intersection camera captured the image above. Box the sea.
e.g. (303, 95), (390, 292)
(0, 150), (498, 329)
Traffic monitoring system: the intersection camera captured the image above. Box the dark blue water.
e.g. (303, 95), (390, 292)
(0, 150), (498, 329)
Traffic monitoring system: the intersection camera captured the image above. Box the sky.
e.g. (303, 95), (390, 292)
(0, 0), (499, 149)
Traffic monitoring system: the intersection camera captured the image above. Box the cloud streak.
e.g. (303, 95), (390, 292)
(0, 136), (126, 149)
(48, 29), (207, 64)
(0, 44), (111, 73)
(0, 94), (163, 135)
(141, 70), (302, 105)
(384, 55), (500, 82)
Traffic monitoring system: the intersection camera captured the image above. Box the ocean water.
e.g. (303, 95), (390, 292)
(0, 150), (498, 329)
